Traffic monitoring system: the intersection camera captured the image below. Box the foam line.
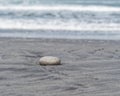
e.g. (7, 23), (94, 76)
(0, 5), (120, 12)
(0, 21), (120, 31)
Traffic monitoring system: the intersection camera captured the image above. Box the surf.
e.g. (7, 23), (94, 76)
(0, 5), (120, 12)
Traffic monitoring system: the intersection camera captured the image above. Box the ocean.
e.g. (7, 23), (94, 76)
(0, 0), (120, 39)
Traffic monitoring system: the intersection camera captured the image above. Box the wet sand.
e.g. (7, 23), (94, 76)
(0, 38), (120, 96)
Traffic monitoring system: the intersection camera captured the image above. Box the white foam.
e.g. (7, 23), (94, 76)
(0, 19), (120, 31)
(0, 5), (120, 12)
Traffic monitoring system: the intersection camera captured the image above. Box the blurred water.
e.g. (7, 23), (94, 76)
(0, 0), (120, 6)
(0, 0), (120, 39)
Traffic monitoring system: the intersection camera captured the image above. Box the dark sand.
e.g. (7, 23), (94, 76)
(0, 38), (120, 96)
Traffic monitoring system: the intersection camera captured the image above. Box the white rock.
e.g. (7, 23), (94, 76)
(39, 56), (61, 65)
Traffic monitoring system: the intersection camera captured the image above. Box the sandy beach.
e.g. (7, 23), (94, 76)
(0, 38), (120, 96)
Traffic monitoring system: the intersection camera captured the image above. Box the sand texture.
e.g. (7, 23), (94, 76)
(0, 38), (120, 96)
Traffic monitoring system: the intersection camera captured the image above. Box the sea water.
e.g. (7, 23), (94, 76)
(0, 0), (120, 39)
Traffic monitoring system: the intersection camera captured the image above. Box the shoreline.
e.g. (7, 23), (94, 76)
(0, 29), (120, 40)
(0, 37), (120, 95)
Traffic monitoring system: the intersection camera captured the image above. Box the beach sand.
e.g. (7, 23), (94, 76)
(0, 38), (120, 96)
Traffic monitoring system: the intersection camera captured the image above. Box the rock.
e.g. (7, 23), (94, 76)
(39, 56), (61, 66)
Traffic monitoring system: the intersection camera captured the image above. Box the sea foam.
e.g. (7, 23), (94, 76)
(0, 5), (120, 12)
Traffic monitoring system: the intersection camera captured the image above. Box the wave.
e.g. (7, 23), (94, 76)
(0, 5), (120, 32)
(0, 5), (120, 12)
(0, 5), (120, 39)
(0, 0), (120, 7)
(0, 5), (120, 23)
(0, 18), (120, 31)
